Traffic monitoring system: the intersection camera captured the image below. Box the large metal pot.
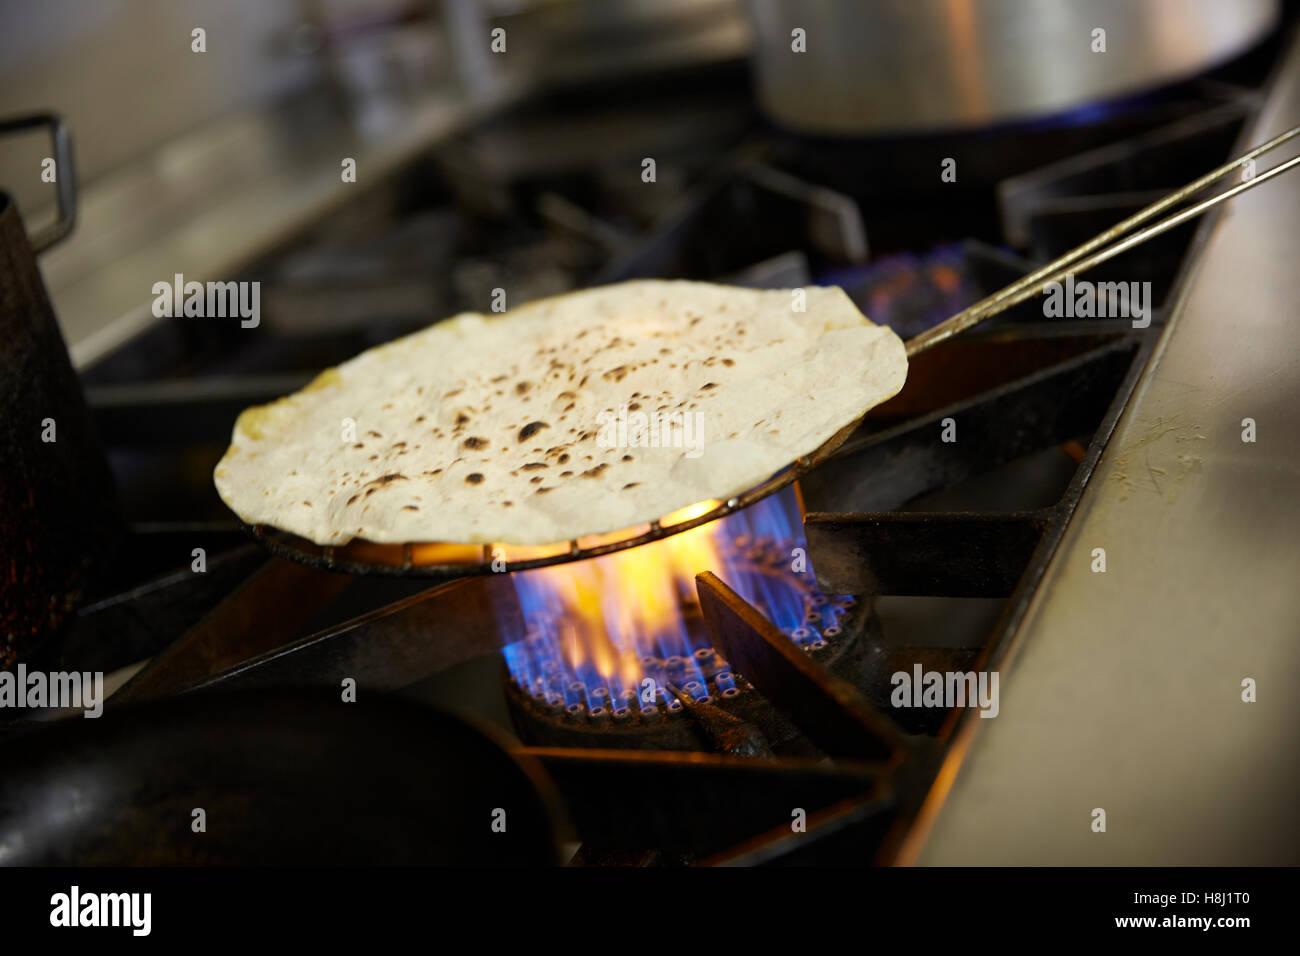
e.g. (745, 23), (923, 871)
(746, 0), (1279, 135)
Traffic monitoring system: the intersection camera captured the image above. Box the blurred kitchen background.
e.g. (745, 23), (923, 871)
(0, 0), (751, 364)
(0, 0), (1287, 368)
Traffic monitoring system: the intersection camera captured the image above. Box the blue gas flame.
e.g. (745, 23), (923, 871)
(502, 487), (853, 713)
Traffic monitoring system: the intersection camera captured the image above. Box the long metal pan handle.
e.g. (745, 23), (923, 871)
(906, 123), (1300, 357)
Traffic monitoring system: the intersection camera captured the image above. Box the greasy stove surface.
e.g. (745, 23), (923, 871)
(8, 33), (1291, 865)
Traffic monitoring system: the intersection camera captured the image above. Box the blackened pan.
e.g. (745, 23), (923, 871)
(0, 689), (567, 865)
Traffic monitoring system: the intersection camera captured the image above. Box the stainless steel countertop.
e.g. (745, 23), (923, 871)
(911, 31), (1300, 865)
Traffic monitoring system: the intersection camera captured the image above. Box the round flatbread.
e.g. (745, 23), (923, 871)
(214, 280), (907, 546)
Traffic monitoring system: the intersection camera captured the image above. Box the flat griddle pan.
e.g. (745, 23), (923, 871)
(242, 126), (1300, 579)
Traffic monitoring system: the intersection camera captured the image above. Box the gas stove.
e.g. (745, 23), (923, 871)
(2, 19), (1297, 869)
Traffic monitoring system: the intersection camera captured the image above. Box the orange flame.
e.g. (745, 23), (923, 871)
(523, 500), (726, 679)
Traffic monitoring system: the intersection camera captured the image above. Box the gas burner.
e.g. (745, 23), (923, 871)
(502, 488), (876, 752)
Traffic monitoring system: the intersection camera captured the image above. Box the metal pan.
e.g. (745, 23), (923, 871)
(243, 126), (1300, 580)
(0, 689), (567, 865)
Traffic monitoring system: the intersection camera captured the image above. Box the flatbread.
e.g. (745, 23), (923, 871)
(214, 280), (907, 546)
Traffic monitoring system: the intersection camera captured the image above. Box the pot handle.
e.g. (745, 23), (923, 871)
(0, 112), (76, 253)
